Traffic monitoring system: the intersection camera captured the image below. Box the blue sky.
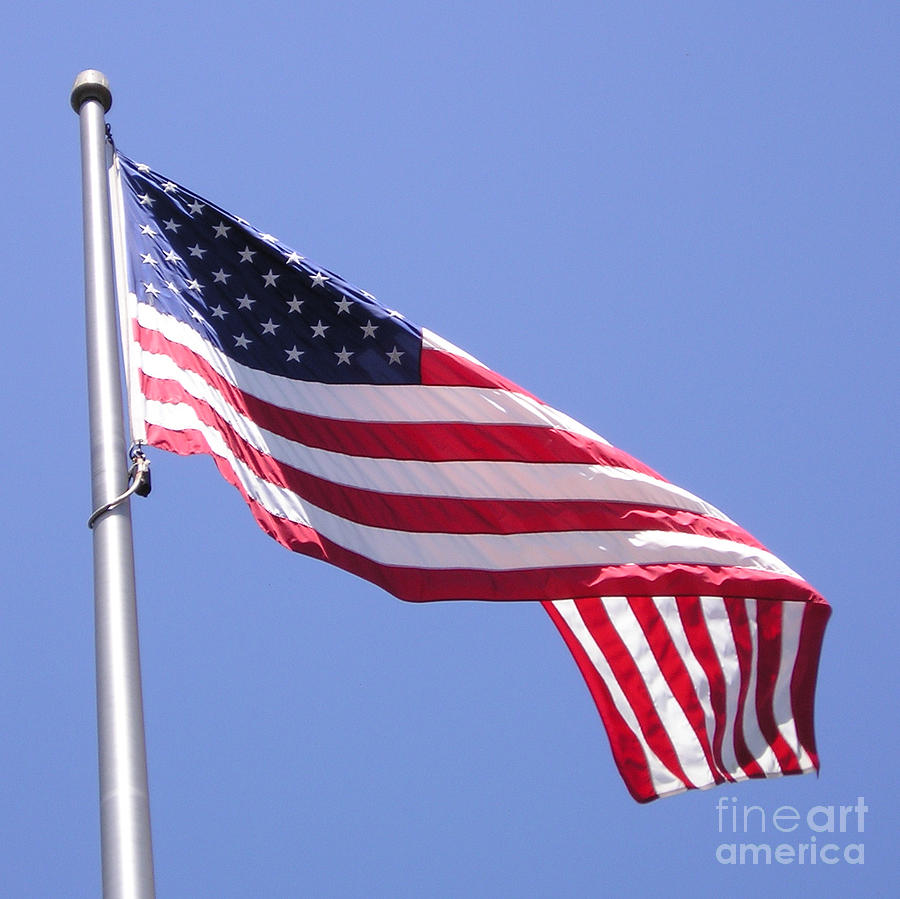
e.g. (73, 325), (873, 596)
(1, 2), (896, 896)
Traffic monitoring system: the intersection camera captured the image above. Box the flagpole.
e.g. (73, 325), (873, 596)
(71, 70), (156, 899)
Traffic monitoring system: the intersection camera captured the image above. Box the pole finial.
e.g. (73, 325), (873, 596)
(70, 69), (112, 113)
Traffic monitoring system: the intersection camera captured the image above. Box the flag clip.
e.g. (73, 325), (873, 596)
(87, 446), (151, 529)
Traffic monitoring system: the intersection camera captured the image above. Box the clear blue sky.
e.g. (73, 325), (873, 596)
(2, 2), (896, 896)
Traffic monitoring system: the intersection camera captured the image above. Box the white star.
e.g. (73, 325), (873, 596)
(213, 222), (231, 239)
(236, 294), (255, 310)
(212, 268), (231, 284)
(187, 200), (204, 216)
(139, 225), (157, 237)
(238, 246), (256, 263)
(143, 282), (160, 298)
(262, 270), (280, 287)
(287, 296), (304, 314)
(140, 253), (158, 266)
(165, 281), (181, 295)
(360, 320), (378, 339)
(234, 333), (251, 349)
(138, 193), (155, 206)
(164, 250), (181, 263)
(210, 305), (227, 319)
(360, 290), (376, 300)
(285, 251), (304, 265)
(163, 181), (178, 194)
(285, 346), (304, 362)
(189, 308), (204, 323)
(136, 163), (150, 173)
(260, 233), (278, 243)
(188, 244), (206, 258)
(163, 218), (181, 233)
(335, 346), (354, 365)
(261, 318), (280, 335)
(334, 296), (353, 314)
(310, 320), (330, 338)
(186, 278), (202, 294)
(309, 271), (329, 289)
(387, 346), (404, 365)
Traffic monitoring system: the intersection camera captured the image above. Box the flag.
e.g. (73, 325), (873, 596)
(109, 149), (830, 802)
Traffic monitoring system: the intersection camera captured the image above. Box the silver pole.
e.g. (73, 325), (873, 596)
(71, 70), (156, 899)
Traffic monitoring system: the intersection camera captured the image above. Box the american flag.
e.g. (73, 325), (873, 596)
(110, 150), (830, 802)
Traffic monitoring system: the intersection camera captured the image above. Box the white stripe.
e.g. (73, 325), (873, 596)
(740, 600), (782, 774)
(552, 599), (686, 799)
(139, 352), (736, 519)
(700, 597), (749, 781)
(772, 602), (814, 771)
(653, 596), (721, 778)
(144, 398), (803, 577)
(604, 597), (715, 788)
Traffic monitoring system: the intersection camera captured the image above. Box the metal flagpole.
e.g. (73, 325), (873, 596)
(71, 70), (156, 899)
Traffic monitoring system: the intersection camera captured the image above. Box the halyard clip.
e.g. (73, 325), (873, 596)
(87, 446), (151, 529)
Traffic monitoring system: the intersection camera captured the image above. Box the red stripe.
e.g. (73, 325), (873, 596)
(573, 598), (697, 791)
(420, 345), (541, 397)
(148, 422), (823, 605)
(723, 601), (766, 779)
(142, 373), (771, 545)
(753, 600), (804, 773)
(136, 322), (664, 474)
(675, 597), (734, 782)
(628, 598), (725, 786)
(543, 600), (663, 803)
(790, 602), (830, 771)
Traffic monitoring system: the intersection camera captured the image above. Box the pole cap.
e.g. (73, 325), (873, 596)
(70, 69), (112, 113)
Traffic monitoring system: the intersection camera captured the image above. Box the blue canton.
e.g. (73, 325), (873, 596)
(118, 153), (422, 385)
